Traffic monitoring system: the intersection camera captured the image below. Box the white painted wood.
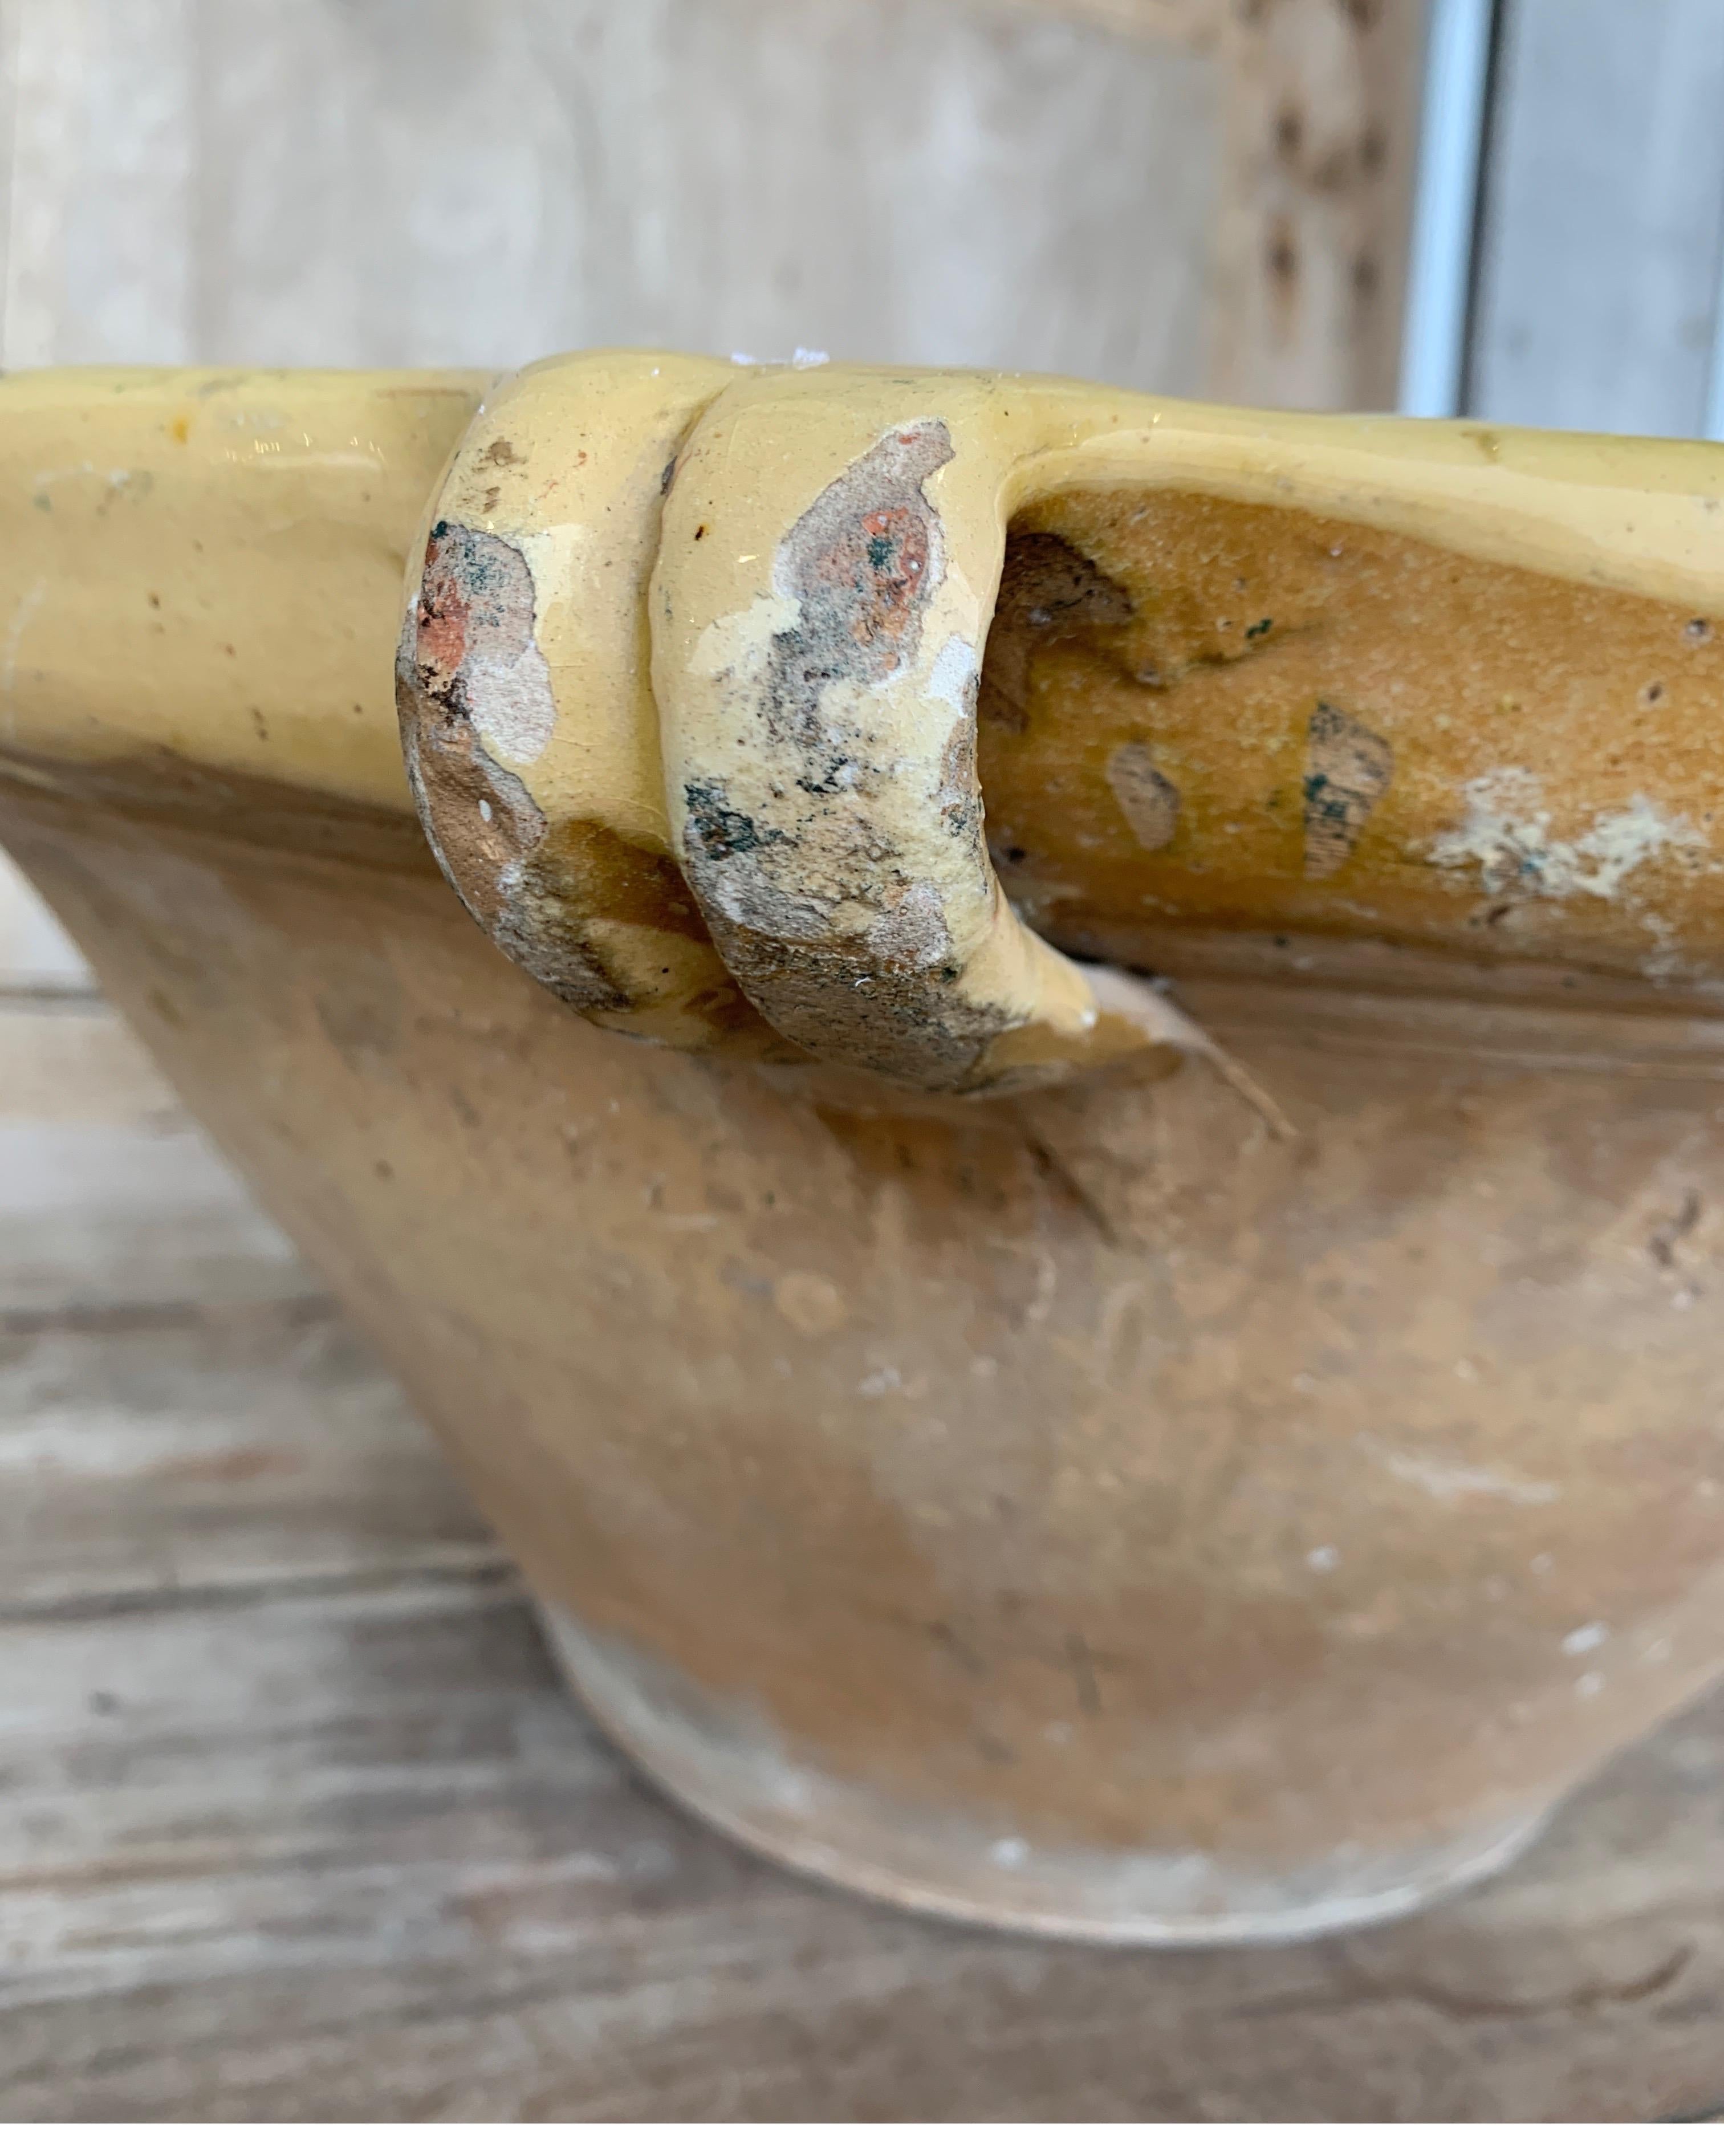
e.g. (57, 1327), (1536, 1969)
(0, 981), (308, 1313)
(1, 1567), (1722, 2116)
(1469, 0), (1724, 437)
(0, 996), (485, 1609)
(0, 1003), (316, 1318)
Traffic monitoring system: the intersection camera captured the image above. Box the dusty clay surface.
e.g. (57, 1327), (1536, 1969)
(674, 419), (1024, 1089)
(8, 782), (1723, 1923)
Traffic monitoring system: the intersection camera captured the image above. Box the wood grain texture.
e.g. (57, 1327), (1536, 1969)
(4, 1551), (1724, 2120)
(0, 1109), (312, 1322)
(1207, 0), (1425, 412)
(0, 1303), (493, 1616)
(1, 997), (1723, 2121)
(0, 0), (1421, 405)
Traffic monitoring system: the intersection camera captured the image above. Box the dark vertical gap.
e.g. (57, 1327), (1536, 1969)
(1455, 0), (1511, 417)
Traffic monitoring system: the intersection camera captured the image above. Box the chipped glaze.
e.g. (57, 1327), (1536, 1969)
(401, 354), (1724, 1097)
(5, 357), (1724, 1942)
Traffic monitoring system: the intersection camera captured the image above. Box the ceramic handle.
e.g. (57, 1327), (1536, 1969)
(397, 352), (1217, 1093)
(649, 373), (1202, 1091)
(397, 351), (1724, 1093)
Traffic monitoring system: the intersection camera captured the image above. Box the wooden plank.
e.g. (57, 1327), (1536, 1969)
(0, 1020), (1719, 2122)
(0, 1302), (498, 1613)
(0, 0), (1420, 407)
(0, 1566), (1721, 2119)
(0, 856), (91, 992)
(0, 985), (500, 1729)
(1206, 0), (1426, 412)
(0, 994), (317, 1319)
(1469, 0), (1724, 436)
(0, 1112), (318, 1319)
(0, 997), (173, 1121)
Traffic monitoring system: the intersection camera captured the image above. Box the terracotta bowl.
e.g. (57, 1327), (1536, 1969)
(4, 354), (1723, 1942)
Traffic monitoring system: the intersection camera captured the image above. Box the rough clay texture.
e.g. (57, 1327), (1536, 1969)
(678, 420), (1026, 1090)
(399, 514), (769, 1051)
(978, 487), (1724, 998)
(1303, 702), (1396, 880)
(10, 784), (1724, 1938)
(400, 519), (626, 1010)
(979, 529), (1135, 738)
(1106, 741), (1182, 855)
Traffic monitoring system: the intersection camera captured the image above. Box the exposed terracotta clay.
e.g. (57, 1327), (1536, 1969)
(5, 357), (1724, 1943)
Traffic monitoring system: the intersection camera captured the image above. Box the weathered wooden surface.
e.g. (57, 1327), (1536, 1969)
(2, 986), (1723, 2122)
(0, 0), (1422, 408)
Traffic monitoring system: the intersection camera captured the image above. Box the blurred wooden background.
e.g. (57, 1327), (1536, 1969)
(0, 0), (1422, 402)
(4, 0), (1724, 2120)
